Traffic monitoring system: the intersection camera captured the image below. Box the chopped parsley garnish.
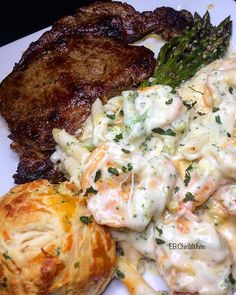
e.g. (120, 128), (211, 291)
(174, 186), (180, 193)
(2, 252), (11, 260)
(94, 169), (102, 182)
(113, 133), (123, 142)
(184, 163), (193, 186)
(115, 269), (125, 280)
(183, 192), (196, 202)
(212, 107), (219, 113)
(186, 163), (193, 173)
(152, 127), (165, 135)
(165, 98), (173, 105)
(80, 216), (92, 225)
(121, 148), (131, 154)
(155, 238), (165, 245)
(182, 100), (197, 110)
(152, 127), (176, 136)
(165, 129), (176, 136)
(107, 114), (116, 120)
(121, 163), (133, 173)
(121, 166), (127, 173)
(108, 167), (119, 176)
(229, 272), (236, 285)
(197, 111), (206, 116)
(156, 226), (163, 236)
(84, 186), (98, 196)
(215, 115), (222, 124)
(229, 86), (234, 95)
(74, 262), (80, 268)
(202, 203), (209, 210)
(127, 163), (133, 171)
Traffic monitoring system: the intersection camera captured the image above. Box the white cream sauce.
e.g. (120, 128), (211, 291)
(51, 53), (236, 294)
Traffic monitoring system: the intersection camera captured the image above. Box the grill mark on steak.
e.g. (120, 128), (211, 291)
(0, 1), (193, 184)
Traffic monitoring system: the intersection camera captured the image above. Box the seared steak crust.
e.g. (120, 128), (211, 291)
(0, 1), (193, 183)
(17, 1), (193, 68)
(0, 35), (155, 183)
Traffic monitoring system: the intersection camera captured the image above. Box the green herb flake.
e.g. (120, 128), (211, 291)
(184, 172), (191, 186)
(202, 203), (209, 210)
(215, 115), (222, 124)
(2, 252), (11, 260)
(156, 226), (163, 236)
(229, 272), (236, 285)
(113, 133), (123, 142)
(121, 148), (131, 154)
(229, 86), (234, 95)
(165, 98), (173, 105)
(74, 262), (80, 268)
(152, 127), (176, 136)
(115, 269), (125, 280)
(94, 169), (102, 182)
(108, 167), (119, 176)
(174, 186), (180, 193)
(121, 163), (133, 173)
(184, 163), (193, 187)
(127, 163), (133, 171)
(121, 166), (127, 173)
(165, 129), (176, 136)
(80, 216), (92, 225)
(186, 163), (193, 172)
(183, 192), (196, 202)
(155, 238), (165, 245)
(182, 100), (197, 110)
(107, 114), (116, 120)
(152, 127), (165, 135)
(212, 107), (220, 113)
(84, 186), (98, 196)
(198, 111), (206, 116)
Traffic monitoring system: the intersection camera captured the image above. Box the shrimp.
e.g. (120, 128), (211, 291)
(211, 184), (236, 216)
(80, 141), (177, 232)
(169, 157), (228, 219)
(155, 212), (232, 295)
(199, 187), (236, 288)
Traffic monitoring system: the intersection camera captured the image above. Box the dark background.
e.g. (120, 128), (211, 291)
(0, 0), (96, 47)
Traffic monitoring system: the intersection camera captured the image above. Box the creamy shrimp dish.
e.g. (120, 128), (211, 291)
(51, 53), (236, 294)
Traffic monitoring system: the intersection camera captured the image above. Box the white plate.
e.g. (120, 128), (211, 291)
(0, 1), (235, 294)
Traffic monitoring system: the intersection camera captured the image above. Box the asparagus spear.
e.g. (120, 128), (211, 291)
(147, 11), (232, 88)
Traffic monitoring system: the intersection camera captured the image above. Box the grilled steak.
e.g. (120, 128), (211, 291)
(0, 35), (155, 183)
(18, 1), (193, 68)
(0, 1), (193, 184)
